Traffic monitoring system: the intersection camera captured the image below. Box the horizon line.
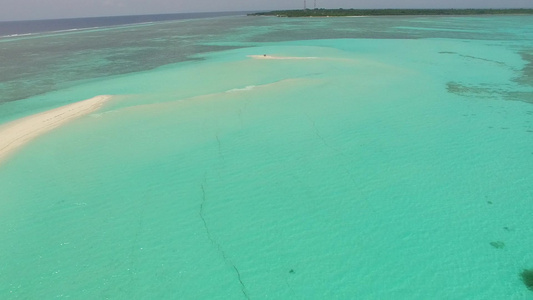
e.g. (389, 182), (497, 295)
(2, 7), (532, 22)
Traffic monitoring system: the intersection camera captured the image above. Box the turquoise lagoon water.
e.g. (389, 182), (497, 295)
(1, 16), (533, 298)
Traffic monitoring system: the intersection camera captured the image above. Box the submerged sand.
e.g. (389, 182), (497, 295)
(0, 95), (111, 164)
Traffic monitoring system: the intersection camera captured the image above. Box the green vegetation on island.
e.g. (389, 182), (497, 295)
(249, 8), (533, 17)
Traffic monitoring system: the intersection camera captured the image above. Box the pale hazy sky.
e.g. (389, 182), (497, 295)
(1, 0), (532, 21)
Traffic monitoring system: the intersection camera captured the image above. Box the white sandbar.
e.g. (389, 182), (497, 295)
(0, 95), (111, 164)
(248, 55), (318, 60)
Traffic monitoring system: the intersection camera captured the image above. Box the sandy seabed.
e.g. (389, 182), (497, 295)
(0, 95), (111, 164)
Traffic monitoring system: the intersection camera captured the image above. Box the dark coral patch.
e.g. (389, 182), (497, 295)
(521, 269), (533, 291)
(489, 241), (505, 249)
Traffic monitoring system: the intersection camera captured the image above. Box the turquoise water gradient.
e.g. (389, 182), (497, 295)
(1, 16), (533, 298)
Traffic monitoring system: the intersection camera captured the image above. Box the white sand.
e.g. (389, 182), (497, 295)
(248, 55), (318, 60)
(0, 95), (111, 164)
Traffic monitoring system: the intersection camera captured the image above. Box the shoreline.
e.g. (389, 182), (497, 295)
(249, 8), (533, 17)
(0, 95), (112, 164)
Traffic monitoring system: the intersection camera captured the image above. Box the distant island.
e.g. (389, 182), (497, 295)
(249, 8), (533, 17)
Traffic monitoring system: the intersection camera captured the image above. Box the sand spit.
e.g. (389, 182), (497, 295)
(248, 55), (319, 60)
(0, 95), (111, 164)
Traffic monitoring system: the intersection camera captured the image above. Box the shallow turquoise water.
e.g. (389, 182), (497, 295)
(1, 16), (533, 299)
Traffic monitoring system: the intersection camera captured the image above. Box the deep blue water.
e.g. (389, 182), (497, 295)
(0, 11), (252, 37)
